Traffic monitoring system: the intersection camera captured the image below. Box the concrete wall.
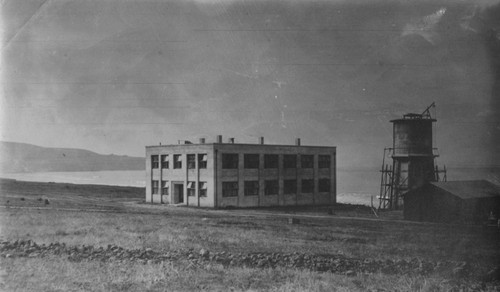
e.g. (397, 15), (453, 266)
(146, 144), (215, 207)
(214, 143), (336, 208)
(146, 142), (336, 208)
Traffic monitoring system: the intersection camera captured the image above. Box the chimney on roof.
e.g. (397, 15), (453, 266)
(295, 138), (301, 146)
(259, 137), (264, 144)
(216, 135), (222, 143)
(228, 137), (235, 144)
(199, 138), (205, 144)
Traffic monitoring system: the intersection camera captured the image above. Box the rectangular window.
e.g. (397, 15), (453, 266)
(152, 180), (159, 194)
(222, 181), (238, 197)
(301, 155), (314, 168)
(187, 154), (196, 169)
(301, 179), (314, 193)
(174, 154), (182, 169)
(222, 154), (239, 169)
(187, 181), (196, 196)
(244, 154), (259, 169)
(151, 155), (159, 169)
(264, 154), (278, 168)
(283, 155), (297, 169)
(319, 178), (330, 192)
(318, 155), (331, 169)
(161, 155), (169, 169)
(161, 181), (169, 195)
(198, 154), (207, 169)
(244, 181), (259, 196)
(199, 182), (207, 197)
(265, 180), (279, 196)
(284, 179), (297, 194)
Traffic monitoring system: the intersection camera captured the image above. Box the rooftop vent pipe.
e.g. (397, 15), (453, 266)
(259, 137), (264, 144)
(228, 138), (235, 144)
(295, 138), (301, 146)
(216, 135), (223, 143)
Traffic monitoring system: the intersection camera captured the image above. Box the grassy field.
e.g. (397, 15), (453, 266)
(0, 179), (499, 291)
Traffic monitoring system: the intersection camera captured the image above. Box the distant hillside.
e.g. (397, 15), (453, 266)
(0, 141), (145, 173)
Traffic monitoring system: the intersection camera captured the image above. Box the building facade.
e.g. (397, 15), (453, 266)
(145, 136), (336, 208)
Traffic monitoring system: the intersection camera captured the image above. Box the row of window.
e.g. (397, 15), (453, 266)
(151, 154), (207, 169)
(151, 180), (208, 197)
(222, 178), (331, 197)
(222, 154), (331, 169)
(151, 153), (332, 170)
(152, 179), (331, 197)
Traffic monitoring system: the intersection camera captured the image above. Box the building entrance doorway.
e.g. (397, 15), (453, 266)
(173, 183), (184, 204)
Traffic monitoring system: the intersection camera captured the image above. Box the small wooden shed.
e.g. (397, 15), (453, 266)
(404, 180), (500, 224)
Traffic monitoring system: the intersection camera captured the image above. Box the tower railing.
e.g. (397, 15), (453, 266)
(390, 147), (440, 157)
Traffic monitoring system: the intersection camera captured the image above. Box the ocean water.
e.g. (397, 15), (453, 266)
(0, 170), (146, 188)
(1, 167), (497, 207)
(337, 169), (380, 206)
(0, 170), (377, 205)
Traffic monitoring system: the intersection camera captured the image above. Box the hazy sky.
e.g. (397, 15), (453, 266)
(2, 0), (499, 169)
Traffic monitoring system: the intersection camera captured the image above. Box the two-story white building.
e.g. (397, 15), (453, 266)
(145, 136), (336, 208)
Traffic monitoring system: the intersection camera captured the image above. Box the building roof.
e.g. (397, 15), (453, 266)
(146, 143), (336, 149)
(430, 180), (500, 200)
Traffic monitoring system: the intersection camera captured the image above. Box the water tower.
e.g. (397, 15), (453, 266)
(379, 103), (446, 210)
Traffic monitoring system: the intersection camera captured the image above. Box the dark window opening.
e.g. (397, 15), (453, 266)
(319, 178), (330, 192)
(152, 180), (159, 194)
(151, 155), (159, 169)
(319, 155), (331, 169)
(244, 181), (259, 196)
(161, 155), (169, 169)
(244, 154), (259, 169)
(173, 154), (182, 169)
(301, 179), (314, 193)
(161, 181), (169, 195)
(187, 154), (196, 169)
(187, 181), (196, 196)
(283, 155), (297, 169)
(264, 154), (278, 168)
(222, 154), (239, 169)
(198, 154), (207, 169)
(265, 180), (279, 196)
(199, 182), (207, 197)
(301, 155), (314, 168)
(222, 181), (238, 197)
(284, 179), (297, 194)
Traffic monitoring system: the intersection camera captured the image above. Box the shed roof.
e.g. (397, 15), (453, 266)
(429, 180), (500, 200)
